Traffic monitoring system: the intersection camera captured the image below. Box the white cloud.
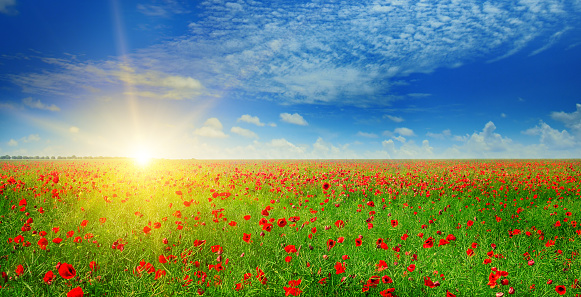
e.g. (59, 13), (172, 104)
(394, 127), (415, 136)
(70, 126), (80, 133)
(522, 121), (576, 149)
(551, 103), (581, 133)
(280, 113), (308, 126)
(137, 1), (189, 17)
(8, 139), (18, 146)
(356, 131), (378, 138)
(0, 0), (17, 14)
(193, 118), (228, 138)
(385, 115), (404, 123)
(237, 114), (266, 126)
(381, 138), (434, 159)
(9, 0), (579, 106)
(22, 97), (60, 112)
(230, 126), (258, 138)
(426, 129), (452, 139)
(464, 121), (512, 153)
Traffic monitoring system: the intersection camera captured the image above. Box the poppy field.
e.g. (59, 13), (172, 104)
(0, 159), (580, 296)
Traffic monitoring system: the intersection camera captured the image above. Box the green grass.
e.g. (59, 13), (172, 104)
(0, 159), (580, 296)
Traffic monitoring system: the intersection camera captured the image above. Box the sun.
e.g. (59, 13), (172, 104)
(133, 149), (152, 166)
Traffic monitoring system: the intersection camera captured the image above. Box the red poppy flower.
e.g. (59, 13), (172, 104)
(58, 263), (76, 279)
(80, 220), (88, 227)
(285, 256), (292, 263)
(327, 239), (336, 251)
(423, 237), (434, 248)
(446, 234), (456, 241)
(43, 270), (55, 284)
(322, 182), (330, 191)
(376, 260), (388, 272)
(424, 276), (436, 288)
(334, 220), (345, 229)
(277, 218), (287, 228)
(99, 217), (106, 224)
(555, 285), (566, 295)
(15, 264), (24, 276)
(285, 245), (297, 253)
(243, 215), (251, 220)
(407, 264), (416, 272)
(155, 269), (166, 280)
(243, 233), (251, 243)
(391, 220), (398, 227)
(401, 233), (409, 240)
(67, 286), (84, 297)
(159, 255), (167, 264)
(379, 288), (395, 297)
(89, 261), (98, 272)
(143, 226), (151, 234)
(438, 238), (450, 246)
(382, 275), (393, 284)
(446, 290), (457, 297)
(466, 249), (475, 256)
(38, 237), (48, 250)
(334, 262), (346, 274)
(355, 238), (362, 247)
(211, 245), (223, 253)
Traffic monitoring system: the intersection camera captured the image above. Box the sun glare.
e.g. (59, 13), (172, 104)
(133, 150), (152, 166)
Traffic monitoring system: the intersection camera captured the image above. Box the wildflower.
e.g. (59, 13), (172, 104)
(58, 263), (77, 279)
(43, 271), (55, 284)
(243, 233), (251, 243)
(67, 287), (83, 297)
(555, 285), (566, 295)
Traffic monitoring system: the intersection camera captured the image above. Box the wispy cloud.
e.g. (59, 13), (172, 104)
(10, 58), (207, 100)
(7, 0), (579, 107)
(394, 127), (415, 137)
(280, 113), (308, 126)
(137, 0), (190, 17)
(231, 126), (258, 139)
(0, 0), (17, 15)
(384, 115), (404, 123)
(22, 97), (60, 111)
(356, 131), (378, 138)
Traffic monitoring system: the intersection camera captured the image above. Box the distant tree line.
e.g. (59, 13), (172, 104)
(0, 155), (130, 160)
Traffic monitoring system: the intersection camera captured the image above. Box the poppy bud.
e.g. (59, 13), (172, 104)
(309, 244), (313, 250)
(508, 287), (515, 294)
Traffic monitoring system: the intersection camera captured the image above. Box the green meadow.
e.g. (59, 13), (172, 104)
(0, 159), (579, 296)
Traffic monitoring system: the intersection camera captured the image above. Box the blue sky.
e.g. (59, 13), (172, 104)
(1, 0), (581, 159)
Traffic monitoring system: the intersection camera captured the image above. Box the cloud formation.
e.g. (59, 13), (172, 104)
(193, 118), (228, 138)
(0, 0), (17, 14)
(23, 97), (60, 111)
(7, 0), (579, 107)
(231, 126), (258, 139)
(280, 113), (308, 126)
(237, 114), (275, 127)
